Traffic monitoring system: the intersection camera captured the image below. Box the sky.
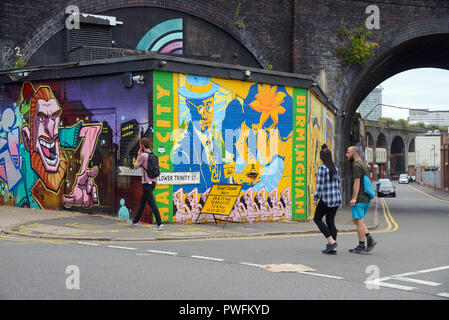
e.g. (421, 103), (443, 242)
(378, 68), (449, 121)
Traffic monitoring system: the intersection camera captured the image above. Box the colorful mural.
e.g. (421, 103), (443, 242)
(307, 92), (335, 218)
(136, 19), (183, 54)
(0, 70), (335, 224)
(0, 82), (101, 209)
(153, 70), (298, 223)
(0, 75), (151, 216)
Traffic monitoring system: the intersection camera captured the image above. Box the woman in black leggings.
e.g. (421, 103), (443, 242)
(313, 144), (342, 254)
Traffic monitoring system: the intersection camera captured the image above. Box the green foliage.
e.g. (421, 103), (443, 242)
(415, 122), (426, 128)
(14, 56), (26, 69)
(232, 2), (246, 28)
(378, 117), (410, 132)
(264, 61), (273, 70)
(397, 119), (411, 132)
(11, 47), (26, 69)
(335, 25), (379, 66)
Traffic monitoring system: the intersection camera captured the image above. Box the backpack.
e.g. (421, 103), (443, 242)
(145, 151), (160, 178)
(363, 175), (375, 200)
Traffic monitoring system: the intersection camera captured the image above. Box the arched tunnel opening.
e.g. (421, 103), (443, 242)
(339, 32), (449, 203)
(390, 136), (406, 179)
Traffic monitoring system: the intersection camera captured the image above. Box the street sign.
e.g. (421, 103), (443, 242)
(201, 183), (242, 216)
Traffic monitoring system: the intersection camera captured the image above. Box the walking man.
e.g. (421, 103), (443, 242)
(129, 137), (163, 230)
(346, 146), (377, 253)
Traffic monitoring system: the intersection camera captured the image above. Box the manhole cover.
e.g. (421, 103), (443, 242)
(262, 264), (316, 273)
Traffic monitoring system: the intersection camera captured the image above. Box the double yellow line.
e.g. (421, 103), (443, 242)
(407, 184), (449, 204)
(375, 198), (399, 233)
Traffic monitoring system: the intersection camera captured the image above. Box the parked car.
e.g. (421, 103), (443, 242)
(377, 181), (396, 197)
(376, 179), (391, 192)
(399, 174), (409, 184)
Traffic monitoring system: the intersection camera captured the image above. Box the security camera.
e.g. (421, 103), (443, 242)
(132, 75), (144, 85)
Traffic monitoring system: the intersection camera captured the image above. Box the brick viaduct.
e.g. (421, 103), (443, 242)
(1, 0), (449, 196)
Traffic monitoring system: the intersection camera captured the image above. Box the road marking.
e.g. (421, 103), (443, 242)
(365, 265), (449, 292)
(407, 184), (449, 204)
(191, 255), (225, 262)
(107, 245), (136, 250)
(365, 279), (416, 291)
(412, 265), (449, 274)
(298, 271), (344, 280)
(78, 242), (100, 246)
(147, 249), (178, 256)
(391, 276), (441, 286)
(240, 262), (265, 268)
(437, 292), (449, 298)
(373, 198), (399, 234)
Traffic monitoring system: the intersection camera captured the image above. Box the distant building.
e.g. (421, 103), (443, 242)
(409, 109), (449, 127)
(415, 133), (440, 167)
(357, 86), (383, 120)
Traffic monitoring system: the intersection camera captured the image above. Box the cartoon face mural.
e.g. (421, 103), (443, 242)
(0, 74), (156, 214)
(1, 82), (103, 209)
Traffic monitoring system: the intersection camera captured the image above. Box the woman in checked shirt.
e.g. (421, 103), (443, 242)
(313, 144), (342, 254)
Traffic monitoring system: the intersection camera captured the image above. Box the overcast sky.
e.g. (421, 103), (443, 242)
(379, 68), (449, 120)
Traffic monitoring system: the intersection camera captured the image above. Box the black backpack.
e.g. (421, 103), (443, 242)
(145, 151), (160, 178)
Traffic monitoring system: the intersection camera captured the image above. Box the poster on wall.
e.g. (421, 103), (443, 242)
(307, 91), (335, 218)
(153, 70), (295, 223)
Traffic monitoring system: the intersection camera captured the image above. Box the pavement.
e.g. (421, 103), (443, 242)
(0, 203), (377, 243)
(0, 182), (446, 242)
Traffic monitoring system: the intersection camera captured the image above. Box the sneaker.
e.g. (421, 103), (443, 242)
(327, 250), (337, 255)
(152, 224), (164, 231)
(349, 245), (366, 254)
(366, 236), (377, 252)
(322, 242), (338, 254)
(129, 221), (138, 228)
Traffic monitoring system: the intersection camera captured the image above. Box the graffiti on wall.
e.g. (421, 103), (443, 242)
(136, 19), (183, 54)
(307, 92), (335, 217)
(0, 76), (154, 214)
(0, 82), (102, 209)
(153, 70), (296, 223)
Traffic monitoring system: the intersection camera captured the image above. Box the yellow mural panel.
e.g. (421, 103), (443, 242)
(167, 72), (295, 222)
(307, 91), (335, 218)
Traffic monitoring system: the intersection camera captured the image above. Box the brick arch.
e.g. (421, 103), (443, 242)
(18, 0), (267, 68)
(337, 16), (449, 159)
(338, 17), (449, 120)
(366, 131), (374, 146)
(376, 132), (388, 148)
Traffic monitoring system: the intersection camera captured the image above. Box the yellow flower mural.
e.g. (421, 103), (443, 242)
(249, 84), (287, 128)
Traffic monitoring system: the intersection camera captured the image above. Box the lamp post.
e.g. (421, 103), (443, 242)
(431, 144), (436, 191)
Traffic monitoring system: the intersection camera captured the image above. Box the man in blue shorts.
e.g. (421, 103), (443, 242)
(346, 146), (377, 254)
